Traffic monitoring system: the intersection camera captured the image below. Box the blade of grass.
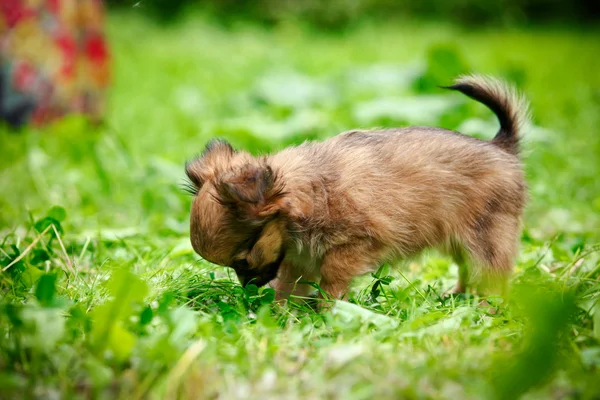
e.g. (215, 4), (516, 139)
(2, 225), (52, 272)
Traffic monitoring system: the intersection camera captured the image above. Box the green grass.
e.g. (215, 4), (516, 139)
(1, 13), (600, 399)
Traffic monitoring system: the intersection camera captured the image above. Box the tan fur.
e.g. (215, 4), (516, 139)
(186, 75), (529, 302)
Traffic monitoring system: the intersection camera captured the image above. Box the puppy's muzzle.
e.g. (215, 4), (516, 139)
(235, 251), (285, 288)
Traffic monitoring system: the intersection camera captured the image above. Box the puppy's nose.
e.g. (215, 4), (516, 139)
(237, 274), (248, 287)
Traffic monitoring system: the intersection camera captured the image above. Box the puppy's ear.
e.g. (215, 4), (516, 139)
(217, 163), (284, 218)
(202, 139), (234, 158)
(185, 139), (235, 192)
(247, 221), (284, 269)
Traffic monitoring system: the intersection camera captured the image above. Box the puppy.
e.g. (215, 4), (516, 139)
(185, 75), (528, 303)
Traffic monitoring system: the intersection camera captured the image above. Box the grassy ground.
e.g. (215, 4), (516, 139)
(1, 13), (600, 399)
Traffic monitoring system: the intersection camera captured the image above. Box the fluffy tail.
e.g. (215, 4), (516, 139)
(444, 74), (529, 155)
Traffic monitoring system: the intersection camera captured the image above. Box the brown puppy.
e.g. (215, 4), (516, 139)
(185, 75), (529, 302)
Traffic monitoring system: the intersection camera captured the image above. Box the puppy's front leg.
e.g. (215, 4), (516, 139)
(318, 243), (380, 303)
(269, 262), (318, 302)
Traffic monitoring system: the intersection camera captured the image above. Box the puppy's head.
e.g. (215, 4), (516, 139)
(185, 139), (287, 287)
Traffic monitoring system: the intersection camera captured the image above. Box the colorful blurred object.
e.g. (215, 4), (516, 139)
(0, 0), (110, 128)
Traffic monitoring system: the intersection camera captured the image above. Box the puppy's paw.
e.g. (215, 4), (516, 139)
(478, 298), (504, 315)
(442, 284), (467, 299)
(315, 298), (337, 313)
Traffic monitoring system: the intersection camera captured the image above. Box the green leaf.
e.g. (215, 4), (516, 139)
(260, 288), (276, 305)
(217, 301), (233, 313)
(217, 301), (240, 323)
(140, 306), (153, 326)
(47, 206), (67, 222)
(106, 269), (148, 301)
(330, 301), (398, 330)
(68, 304), (92, 334)
(35, 274), (57, 307)
(222, 310), (240, 323)
(108, 323), (136, 361)
(490, 284), (577, 399)
(90, 270), (148, 356)
(379, 276), (394, 285)
(4, 304), (23, 328)
(34, 216), (62, 235)
(232, 286), (245, 298)
(370, 288), (380, 299)
(19, 266), (44, 288)
(256, 305), (277, 328)
(245, 284), (259, 297)
(371, 281), (381, 295)
(372, 264), (389, 279)
(30, 249), (51, 265)
(6, 245), (24, 277)
(157, 291), (175, 315)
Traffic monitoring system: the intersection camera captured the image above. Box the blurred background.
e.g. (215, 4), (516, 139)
(111, 0), (600, 27)
(1, 0), (599, 242)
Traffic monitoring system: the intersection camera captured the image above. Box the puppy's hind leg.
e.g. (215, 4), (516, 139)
(447, 242), (470, 295)
(463, 213), (520, 297)
(318, 242), (381, 308)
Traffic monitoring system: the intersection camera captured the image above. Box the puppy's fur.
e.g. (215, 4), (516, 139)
(186, 75), (529, 301)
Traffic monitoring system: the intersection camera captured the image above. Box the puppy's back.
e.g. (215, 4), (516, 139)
(272, 75), (528, 258)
